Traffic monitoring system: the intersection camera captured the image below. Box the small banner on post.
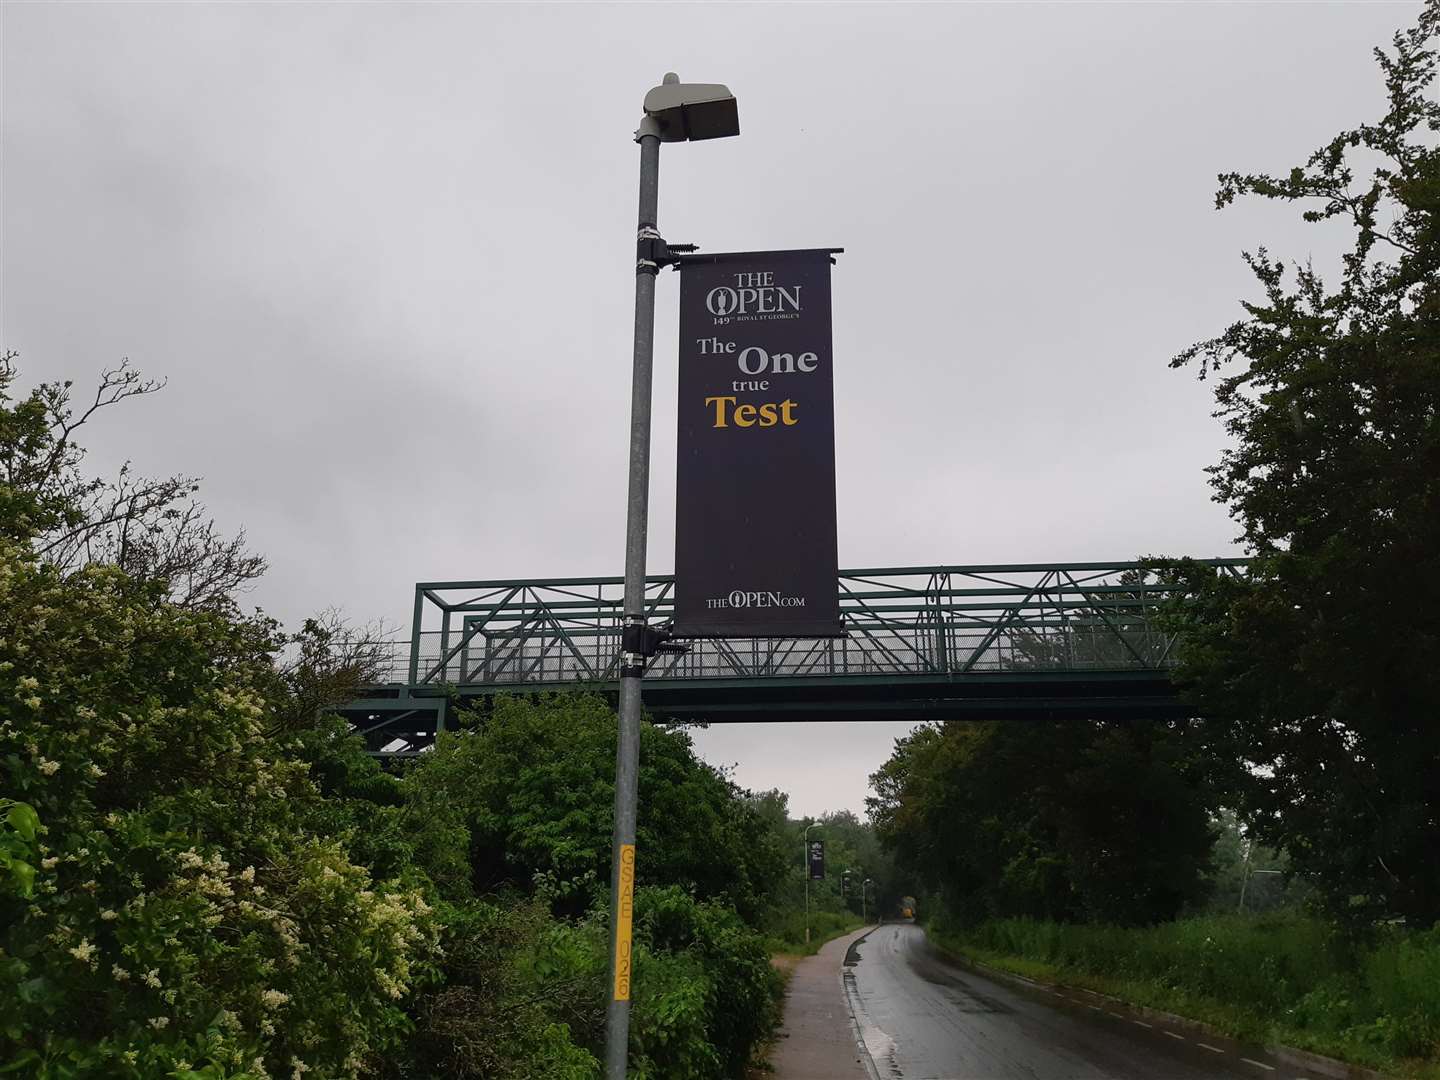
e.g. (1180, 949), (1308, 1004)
(674, 249), (843, 638)
(808, 839), (826, 881)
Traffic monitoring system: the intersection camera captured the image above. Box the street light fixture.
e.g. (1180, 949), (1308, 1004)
(642, 78), (739, 142)
(604, 72), (740, 1080)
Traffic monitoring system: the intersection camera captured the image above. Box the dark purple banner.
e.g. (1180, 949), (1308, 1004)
(673, 249), (842, 638)
(808, 839), (826, 881)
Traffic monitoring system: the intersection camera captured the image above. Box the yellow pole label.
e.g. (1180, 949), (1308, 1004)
(613, 843), (636, 1001)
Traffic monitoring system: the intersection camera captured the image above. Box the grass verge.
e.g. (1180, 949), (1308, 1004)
(930, 915), (1440, 1079)
(765, 910), (866, 958)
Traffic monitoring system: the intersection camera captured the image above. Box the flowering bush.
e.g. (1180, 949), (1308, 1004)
(0, 541), (440, 1078)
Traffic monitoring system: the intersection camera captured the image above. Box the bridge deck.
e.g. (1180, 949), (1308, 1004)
(339, 560), (1243, 754)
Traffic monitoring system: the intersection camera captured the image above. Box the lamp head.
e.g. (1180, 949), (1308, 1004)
(643, 75), (739, 142)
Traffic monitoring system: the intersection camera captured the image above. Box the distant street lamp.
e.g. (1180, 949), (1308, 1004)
(1238, 843), (1284, 914)
(604, 73), (739, 1080)
(863, 878), (873, 925)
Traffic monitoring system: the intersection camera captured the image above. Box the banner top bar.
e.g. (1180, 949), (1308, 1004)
(677, 247), (844, 267)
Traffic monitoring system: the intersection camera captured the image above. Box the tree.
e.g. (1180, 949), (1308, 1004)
(403, 694), (790, 925)
(1159, 3), (1440, 923)
(0, 353), (265, 612)
(868, 719), (1219, 927)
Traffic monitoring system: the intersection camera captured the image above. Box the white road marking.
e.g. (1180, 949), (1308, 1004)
(1131, 1020), (1153, 1029)
(1087, 1004), (1103, 1011)
(1197, 1043), (1225, 1054)
(1239, 1058), (1276, 1071)
(1105, 1011), (1122, 1019)
(1164, 1031), (1186, 1041)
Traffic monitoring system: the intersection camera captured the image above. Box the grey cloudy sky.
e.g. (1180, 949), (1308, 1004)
(3, 0), (1414, 817)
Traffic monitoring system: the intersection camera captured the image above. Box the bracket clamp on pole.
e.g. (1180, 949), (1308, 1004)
(636, 228), (697, 273)
(619, 623), (689, 677)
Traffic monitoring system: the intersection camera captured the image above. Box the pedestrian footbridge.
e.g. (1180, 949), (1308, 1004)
(339, 559), (1245, 756)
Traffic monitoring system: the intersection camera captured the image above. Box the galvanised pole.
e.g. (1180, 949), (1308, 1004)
(603, 112), (663, 1080)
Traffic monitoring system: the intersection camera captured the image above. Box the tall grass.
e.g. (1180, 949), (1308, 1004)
(763, 909), (864, 956)
(933, 915), (1440, 1074)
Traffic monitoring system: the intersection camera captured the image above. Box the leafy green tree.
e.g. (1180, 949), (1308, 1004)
(0, 353), (266, 612)
(403, 693), (789, 925)
(869, 719), (1218, 926)
(1158, 3), (1440, 923)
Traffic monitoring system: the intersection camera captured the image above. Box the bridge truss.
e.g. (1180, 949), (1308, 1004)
(342, 559), (1246, 755)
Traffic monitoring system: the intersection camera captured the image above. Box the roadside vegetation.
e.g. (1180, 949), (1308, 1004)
(932, 915), (1440, 1078)
(0, 354), (887, 1078)
(872, 6), (1440, 1076)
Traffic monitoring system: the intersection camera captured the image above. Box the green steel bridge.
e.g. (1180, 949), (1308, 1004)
(341, 559), (1245, 756)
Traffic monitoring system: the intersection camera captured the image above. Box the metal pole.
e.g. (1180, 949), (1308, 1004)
(603, 114), (662, 1080)
(1237, 842), (1251, 914)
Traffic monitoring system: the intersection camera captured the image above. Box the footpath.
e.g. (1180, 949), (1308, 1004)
(767, 926), (875, 1080)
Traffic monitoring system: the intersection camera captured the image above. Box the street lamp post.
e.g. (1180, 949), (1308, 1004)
(803, 823), (822, 945)
(1238, 842), (1283, 914)
(604, 73), (739, 1080)
(863, 878), (873, 925)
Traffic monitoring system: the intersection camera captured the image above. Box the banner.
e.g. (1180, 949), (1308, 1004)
(674, 249), (842, 638)
(808, 839), (826, 881)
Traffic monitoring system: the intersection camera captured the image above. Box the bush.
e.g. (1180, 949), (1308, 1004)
(629, 887), (783, 1080)
(0, 544), (441, 1078)
(381, 898), (603, 1080)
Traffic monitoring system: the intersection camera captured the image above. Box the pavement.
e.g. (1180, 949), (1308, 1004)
(782, 921), (1355, 1080)
(768, 925), (875, 1080)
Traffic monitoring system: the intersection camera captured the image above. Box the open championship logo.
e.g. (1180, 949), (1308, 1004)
(705, 283), (803, 317)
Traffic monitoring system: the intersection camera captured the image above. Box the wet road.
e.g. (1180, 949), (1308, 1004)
(845, 923), (1315, 1080)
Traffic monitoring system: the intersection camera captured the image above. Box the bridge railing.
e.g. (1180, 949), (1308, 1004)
(374, 560), (1245, 687)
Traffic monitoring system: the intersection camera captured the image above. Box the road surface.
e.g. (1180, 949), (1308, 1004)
(845, 923), (1323, 1080)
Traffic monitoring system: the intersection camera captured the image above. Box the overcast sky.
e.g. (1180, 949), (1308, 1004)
(3, 0), (1416, 817)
